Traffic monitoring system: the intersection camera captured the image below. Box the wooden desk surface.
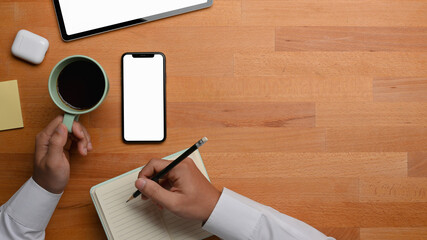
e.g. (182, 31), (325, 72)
(1, 0), (427, 239)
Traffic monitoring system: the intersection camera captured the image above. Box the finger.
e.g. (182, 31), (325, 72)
(35, 116), (65, 156)
(81, 126), (93, 151)
(135, 178), (177, 211)
(41, 115), (64, 137)
(138, 159), (171, 179)
(46, 123), (68, 160)
(74, 122), (92, 151)
(71, 122), (88, 156)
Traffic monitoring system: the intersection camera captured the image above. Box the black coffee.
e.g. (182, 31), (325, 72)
(57, 60), (105, 110)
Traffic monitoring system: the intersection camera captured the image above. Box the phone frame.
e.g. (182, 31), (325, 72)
(121, 52), (166, 143)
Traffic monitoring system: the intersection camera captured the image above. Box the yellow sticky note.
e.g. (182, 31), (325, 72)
(0, 80), (24, 131)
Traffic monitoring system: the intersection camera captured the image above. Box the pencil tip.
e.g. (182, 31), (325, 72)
(126, 195), (133, 203)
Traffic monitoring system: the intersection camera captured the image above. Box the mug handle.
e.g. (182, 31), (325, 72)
(63, 113), (80, 133)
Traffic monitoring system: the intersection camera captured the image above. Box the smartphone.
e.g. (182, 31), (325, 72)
(122, 52), (166, 143)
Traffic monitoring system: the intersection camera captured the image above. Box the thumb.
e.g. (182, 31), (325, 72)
(135, 178), (176, 210)
(47, 123), (68, 159)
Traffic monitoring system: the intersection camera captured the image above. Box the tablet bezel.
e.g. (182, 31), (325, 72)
(52, 0), (213, 42)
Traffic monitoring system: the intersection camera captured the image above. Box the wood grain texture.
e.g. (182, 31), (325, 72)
(204, 152), (407, 178)
(235, 52), (427, 77)
(167, 102), (315, 127)
(318, 227), (360, 240)
(374, 77), (427, 102)
(408, 152), (427, 177)
(90, 102), (315, 128)
(1, 0), (427, 238)
(276, 27), (427, 52)
(360, 177), (427, 202)
(167, 76), (373, 103)
(242, 0), (427, 27)
(317, 103), (427, 127)
(214, 178), (359, 203)
(87, 127), (326, 153)
(326, 127), (427, 152)
(360, 227), (427, 240)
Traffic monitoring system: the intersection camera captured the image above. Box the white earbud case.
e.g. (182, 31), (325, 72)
(11, 30), (49, 65)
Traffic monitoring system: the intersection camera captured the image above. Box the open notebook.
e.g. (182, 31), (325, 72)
(90, 150), (212, 240)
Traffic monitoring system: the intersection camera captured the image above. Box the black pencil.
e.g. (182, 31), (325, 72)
(126, 137), (208, 203)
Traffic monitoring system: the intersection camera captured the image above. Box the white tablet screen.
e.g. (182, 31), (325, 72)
(58, 0), (208, 35)
(123, 54), (165, 142)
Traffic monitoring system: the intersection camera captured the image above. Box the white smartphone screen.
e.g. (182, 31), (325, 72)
(122, 53), (165, 142)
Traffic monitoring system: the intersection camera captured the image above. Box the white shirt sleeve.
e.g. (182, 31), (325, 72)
(203, 188), (335, 240)
(0, 178), (62, 240)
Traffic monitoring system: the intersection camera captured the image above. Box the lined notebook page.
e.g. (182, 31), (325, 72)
(93, 150), (212, 240)
(162, 210), (212, 240)
(95, 170), (171, 240)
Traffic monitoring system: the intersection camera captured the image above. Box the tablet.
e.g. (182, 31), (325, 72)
(53, 0), (213, 41)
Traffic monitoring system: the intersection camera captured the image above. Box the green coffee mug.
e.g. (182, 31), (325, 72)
(48, 55), (109, 132)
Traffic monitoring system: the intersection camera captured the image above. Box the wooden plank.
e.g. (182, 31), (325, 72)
(359, 203), (427, 227)
(90, 102), (315, 128)
(360, 228), (427, 240)
(317, 103), (427, 127)
(373, 77), (427, 102)
(204, 152), (407, 178)
(317, 228), (360, 240)
(89, 127), (325, 153)
(213, 177), (359, 202)
(0, 128), (38, 153)
(81, 26), (275, 52)
(408, 152), (427, 177)
(234, 52), (427, 77)
(47, 200), (106, 240)
(0, 4), (15, 27)
(15, 2), (56, 28)
(360, 177), (427, 202)
(167, 76), (373, 103)
(0, 26), (15, 77)
(242, 0), (427, 27)
(276, 27), (427, 52)
(326, 127), (427, 152)
(168, 102), (315, 128)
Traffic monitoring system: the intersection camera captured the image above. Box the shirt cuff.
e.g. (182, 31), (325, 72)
(4, 177), (62, 231)
(203, 187), (262, 240)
